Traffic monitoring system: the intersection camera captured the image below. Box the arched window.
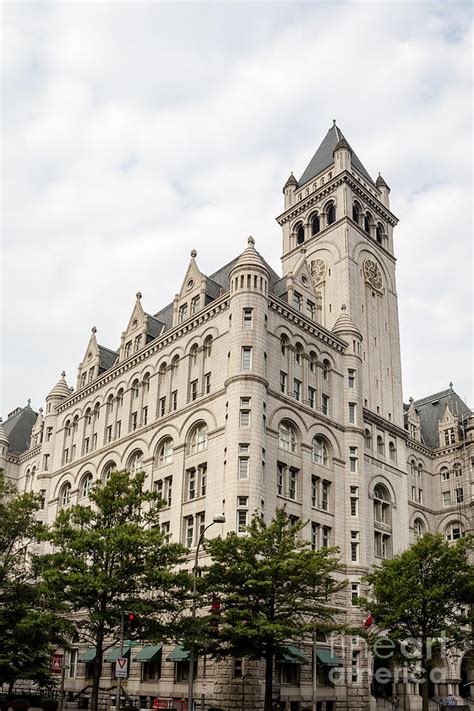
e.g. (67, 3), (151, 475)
(72, 415), (79, 433)
(453, 463), (462, 477)
(85, 408), (92, 426)
(376, 223), (384, 245)
(279, 421), (297, 454)
(309, 351), (317, 374)
(80, 472), (93, 499)
(294, 343), (303, 365)
(413, 518), (425, 539)
(128, 450), (144, 475)
(296, 224), (305, 245)
(388, 441), (397, 461)
(327, 203), (336, 225)
(64, 420), (71, 436)
(171, 355), (179, 374)
(142, 373), (151, 393)
(322, 359), (331, 381)
(158, 362), (168, 383)
(311, 214), (320, 236)
(373, 484), (391, 524)
(281, 334), (289, 356)
(131, 380), (139, 398)
(190, 344), (199, 365)
(157, 437), (173, 466)
(312, 436), (329, 466)
(377, 435), (385, 456)
(106, 394), (114, 414)
(204, 336), (213, 358)
(352, 202), (360, 223)
(364, 212), (371, 234)
(102, 461), (116, 483)
(117, 389), (124, 407)
(189, 423), (208, 454)
(59, 482), (72, 507)
(440, 466), (450, 482)
(445, 521), (462, 542)
(364, 428), (372, 451)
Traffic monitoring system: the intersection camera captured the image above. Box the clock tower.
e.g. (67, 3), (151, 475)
(276, 122), (403, 426)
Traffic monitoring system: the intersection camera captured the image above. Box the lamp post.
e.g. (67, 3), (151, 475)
(188, 514), (226, 711)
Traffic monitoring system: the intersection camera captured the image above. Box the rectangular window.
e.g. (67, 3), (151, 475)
(184, 516), (194, 548)
(197, 512), (205, 539)
(237, 497), (248, 532)
(280, 371), (287, 394)
(190, 380), (198, 401)
(124, 341), (132, 357)
(84, 437), (90, 454)
(46, 427), (53, 442)
(131, 412), (138, 431)
(280, 662), (300, 685)
(294, 379), (301, 401)
(243, 308), (253, 329)
(348, 369), (355, 388)
(63, 448), (69, 465)
(311, 522), (319, 551)
(349, 402), (356, 424)
(179, 303), (188, 322)
(106, 425), (113, 443)
(288, 469), (298, 500)
(233, 658), (243, 678)
(277, 463), (284, 496)
(350, 486), (359, 516)
(442, 491), (452, 507)
(351, 651), (360, 683)
(322, 394), (329, 416)
(165, 476), (172, 506)
(349, 447), (358, 473)
(321, 481), (329, 511)
(134, 334), (142, 352)
(307, 300), (315, 319)
(456, 487), (464, 503)
(311, 475), (318, 508)
(293, 291), (302, 311)
(411, 485), (416, 500)
(80, 373), (87, 388)
(204, 373), (211, 395)
(199, 464), (207, 497)
(92, 433), (97, 450)
(241, 347), (252, 371)
(171, 390), (178, 411)
(68, 649), (78, 678)
(116, 420), (121, 439)
(418, 489), (423, 504)
(240, 398), (251, 427)
(43, 454), (49, 471)
(351, 582), (360, 605)
(308, 386), (316, 409)
(238, 444), (249, 480)
(190, 296), (200, 315)
(187, 469), (196, 500)
(350, 531), (359, 562)
(142, 406), (148, 426)
(161, 521), (170, 541)
(39, 490), (46, 510)
(321, 526), (330, 548)
(88, 368), (94, 382)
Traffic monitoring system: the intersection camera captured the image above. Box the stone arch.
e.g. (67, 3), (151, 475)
(367, 474), (398, 509)
(307, 422), (342, 460)
(267, 406), (309, 436)
(179, 407), (218, 437)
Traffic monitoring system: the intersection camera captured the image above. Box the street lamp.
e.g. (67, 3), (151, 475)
(188, 514), (226, 711)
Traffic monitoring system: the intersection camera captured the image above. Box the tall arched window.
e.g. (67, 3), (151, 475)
(59, 482), (72, 507)
(327, 203), (336, 225)
(80, 472), (93, 499)
(189, 423), (208, 454)
(377, 435), (385, 456)
(131, 379), (139, 399)
(309, 351), (317, 374)
(171, 355), (179, 374)
(311, 214), (320, 235)
(374, 483), (392, 559)
(373, 484), (391, 524)
(376, 223), (384, 245)
(102, 461), (117, 484)
(322, 359), (331, 381)
(157, 437), (174, 466)
(117, 389), (124, 407)
(445, 521), (462, 542)
(296, 224), (305, 245)
(453, 463), (462, 477)
(364, 212), (371, 234)
(294, 343), (303, 365)
(64, 419), (71, 437)
(413, 518), (425, 539)
(142, 373), (151, 393)
(388, 441), (397, 461)
(190, 344), (199, 365)
(106, 394), (114, 414)
(364, 429), (372, 451)
(128, 450), (144, 475)
(352, 202), (360, 223)
(312, 436), (329, 466)
(281, 334), (289, 356)
(204, 336), (213, 358)
(278, 421), (297, 454)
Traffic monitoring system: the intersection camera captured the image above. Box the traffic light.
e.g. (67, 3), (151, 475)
(125, 612), (142, 636)
(209, 595), (220, 632)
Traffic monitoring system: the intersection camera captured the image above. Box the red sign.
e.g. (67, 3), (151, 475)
(51, 654), (63, 673)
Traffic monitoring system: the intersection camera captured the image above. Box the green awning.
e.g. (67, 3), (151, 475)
(78, 648), (96, 663)
(134, 645), (163, 662)
(316, 648), (343, 667)
(280, 645), (307, 664)
(166, 645), (190, 662)
(104, 645), (132, 662)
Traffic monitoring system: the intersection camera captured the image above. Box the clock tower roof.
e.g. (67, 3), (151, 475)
(298, 121), (374, 187)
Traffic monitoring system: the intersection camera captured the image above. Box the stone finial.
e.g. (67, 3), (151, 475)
(61, 370), (66, 378)
(333, 119), (336, 126)
(449, 381), (453, 389)
(190, 249), (197, 259)
(409, 396), (414, 403)
(341, 304), (347, 311)
(247, 236), (255, 247)
(91, 326), (97, 334)
(136, 291), (142, 301)
(39, 407), (43, 414)
(27, 398), (31, 407)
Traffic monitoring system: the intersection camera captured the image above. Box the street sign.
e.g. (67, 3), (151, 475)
(115, 657), (128, 679)
(51, 654), (63, 674)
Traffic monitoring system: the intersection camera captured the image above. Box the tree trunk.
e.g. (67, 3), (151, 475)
(264, 647), (274, 711)
(421, 636), (429, 711)
(91, 624), (105, 711)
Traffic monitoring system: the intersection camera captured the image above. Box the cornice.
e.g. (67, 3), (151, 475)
(57, 296), (230, 413)
(268, 296), (347, 353)
(406, 437), (434, 458)
(276, 172), (398, 227)
(363, 408), (408, 441)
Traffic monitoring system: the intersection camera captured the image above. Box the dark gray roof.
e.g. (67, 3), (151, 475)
(411, 388), (472, 449)
(298, 123), (374, 187)
(154, 301), (174, 330)
(98, 345), (118, 373)
(146, 314), (165, 340)
(3, 405), (38, 455)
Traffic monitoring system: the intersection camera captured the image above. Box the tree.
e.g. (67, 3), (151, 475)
(358, 533), (473, 711)
(38, 471), (191, 711)
(202, 509), (345, 711)
(0, 472), (69, 693)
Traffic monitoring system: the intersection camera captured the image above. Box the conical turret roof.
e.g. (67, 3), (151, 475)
(376, 173), (389, 188)
(298, 122), (373, 187)
(332, 305), (362, 337)
(231, 237), (269, 272)
(47, 371), (70, 400)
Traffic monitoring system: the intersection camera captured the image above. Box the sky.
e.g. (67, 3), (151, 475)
(1, 0), (472, 416)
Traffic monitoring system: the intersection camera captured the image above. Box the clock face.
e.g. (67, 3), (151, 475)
(363, 258), (384, 294)
(311, 258), (327, 287)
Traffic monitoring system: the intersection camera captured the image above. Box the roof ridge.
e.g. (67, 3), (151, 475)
(413, 388), (456, 406)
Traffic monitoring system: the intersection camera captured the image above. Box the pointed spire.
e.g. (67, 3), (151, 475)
(283, 171), (298, 191)
(136, 291), (142, 301)
(190, 249), (197, 259)
(91, 326), (97, 335)
(376, 173), (389, 188)
(334, 136), (351, 153)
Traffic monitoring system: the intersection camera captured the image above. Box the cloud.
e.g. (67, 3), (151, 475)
(1, 0), (472, 413)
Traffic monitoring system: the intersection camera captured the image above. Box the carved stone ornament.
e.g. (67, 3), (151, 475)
(310, 258), (327, 288)
(363, 258), (385, 294)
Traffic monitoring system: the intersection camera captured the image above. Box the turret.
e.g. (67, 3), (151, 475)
(283, 172), (298, 210)
(43, 371), (70, 474)
(333, 135), (352, 173)
(376, 173), (390, 209)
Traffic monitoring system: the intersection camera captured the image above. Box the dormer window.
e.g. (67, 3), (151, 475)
(191, 296), (200, 315)
(444, 428), (456, 446)
(134, 335), (142, 352)
(124, 341), (132, 358)
(179, 303), (188, 323)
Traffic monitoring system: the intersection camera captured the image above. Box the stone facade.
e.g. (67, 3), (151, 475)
(1, 123), (472, 711)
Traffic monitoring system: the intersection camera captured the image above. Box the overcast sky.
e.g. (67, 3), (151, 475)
(1, 0), (472, 417)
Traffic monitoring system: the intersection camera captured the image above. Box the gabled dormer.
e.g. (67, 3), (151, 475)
(406, 397), (421, 443)
(285, 251), (322, 323)
(77, 327), (102, 389)
(119, 292), (165, 362)
(172, 250), (209, 327)
(438, 403), (459, 448)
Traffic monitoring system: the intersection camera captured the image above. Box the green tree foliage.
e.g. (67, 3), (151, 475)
(358, 533), (473, 711)
(0, 472), (69, 692)
(37, 471), (191, 711)
(203, 509), (345, 711)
